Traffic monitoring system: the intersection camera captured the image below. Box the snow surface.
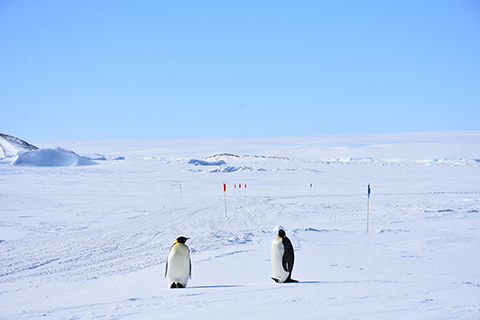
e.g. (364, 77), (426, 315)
(1, 131), (479, 319)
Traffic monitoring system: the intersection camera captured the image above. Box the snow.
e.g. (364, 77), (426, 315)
(12, 147), (98, 167)
(1, 131), (479, 319)
(188, 159), (227, 166)
(1, 135), (97, 167)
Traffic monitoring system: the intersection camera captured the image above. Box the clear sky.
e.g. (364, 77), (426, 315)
(1, 0), (479, 141)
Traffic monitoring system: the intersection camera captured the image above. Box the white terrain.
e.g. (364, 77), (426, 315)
(1, 131), (479, 319)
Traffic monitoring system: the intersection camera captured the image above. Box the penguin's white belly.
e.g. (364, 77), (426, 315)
(166, 244), (190, 286)
(271, 237), (289, 282)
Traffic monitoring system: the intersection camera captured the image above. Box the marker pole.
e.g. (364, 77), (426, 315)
(223, 183), (227, 217)
(367, 184), (371, 233)
(180, 183), (182, 199)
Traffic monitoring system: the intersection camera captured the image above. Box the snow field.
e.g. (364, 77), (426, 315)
(1, 132), (479, 319)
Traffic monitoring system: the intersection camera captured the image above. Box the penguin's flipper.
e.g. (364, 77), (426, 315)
(189, 256), (192, 279)
(282, 236), (295, 273)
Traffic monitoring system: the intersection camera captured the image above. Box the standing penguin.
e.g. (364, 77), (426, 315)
(271, 229), (298, 283)
(165, 236), (191, 288)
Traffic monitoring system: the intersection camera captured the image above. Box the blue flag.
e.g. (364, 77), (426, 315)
(368, 184), (371, 198)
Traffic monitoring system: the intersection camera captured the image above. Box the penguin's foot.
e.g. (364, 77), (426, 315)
(272, 276), (298, 283)
(285, 275), (298, 283)
(170, 282), (185, 289)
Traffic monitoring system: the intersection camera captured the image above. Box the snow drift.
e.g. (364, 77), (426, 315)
(12, 147), (98, 167)
(1, 133), (98, 166)
(188, 159), (227, 166)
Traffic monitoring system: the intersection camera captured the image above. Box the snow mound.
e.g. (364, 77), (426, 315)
(189, 165), (269, 173)
(210, 166), (267, 173)
(12, 147), (98, 167)
(206, 153), (289, 160)
(0, 133), (38, 159)
(189, 159), (226, 166)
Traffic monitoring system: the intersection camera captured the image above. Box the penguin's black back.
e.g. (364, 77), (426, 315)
(282, 236), (294, 273)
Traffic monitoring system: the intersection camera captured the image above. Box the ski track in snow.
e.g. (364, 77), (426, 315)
(1, 132), (480, 319)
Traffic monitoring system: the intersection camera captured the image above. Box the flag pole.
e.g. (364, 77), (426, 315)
(223, 183), (227, 217)
(367, 184), (371, 233)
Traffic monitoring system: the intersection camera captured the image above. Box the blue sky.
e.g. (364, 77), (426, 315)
(1, 0), (479, 141)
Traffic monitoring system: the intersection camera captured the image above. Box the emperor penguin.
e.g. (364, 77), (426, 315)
(165, 236), (191, 288)
(271, 229), (298, 283)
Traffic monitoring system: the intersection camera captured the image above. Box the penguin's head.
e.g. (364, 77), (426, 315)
(176, 236), (189, 244)
(278, 229), (286, 238)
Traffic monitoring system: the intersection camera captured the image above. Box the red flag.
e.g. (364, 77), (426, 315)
(223, 183), (226, 192)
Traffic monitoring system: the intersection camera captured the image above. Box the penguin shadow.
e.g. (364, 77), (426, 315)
(182, 280), (331, 290)
(187, 284), (245, 289)
(295, 280), (329, 284)
(295, 280), (366, 285)
(272, 280), (328, 285)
